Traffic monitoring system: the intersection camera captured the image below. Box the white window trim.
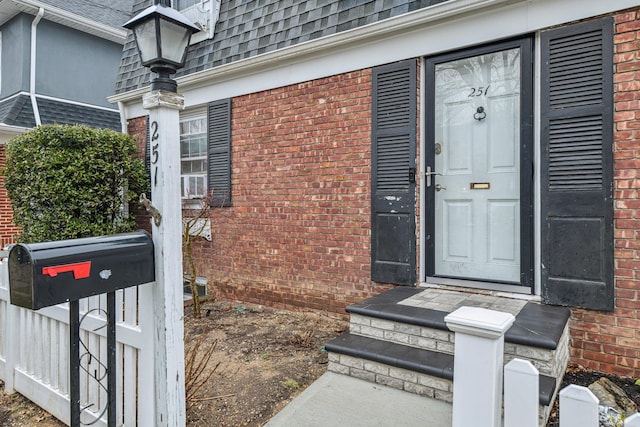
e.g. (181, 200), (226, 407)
(180, 108), (208, 201)
(173, 0), (220, 43)
(0, 32), (3, 94)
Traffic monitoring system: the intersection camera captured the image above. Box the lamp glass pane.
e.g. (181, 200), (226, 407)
(133, 20), (159, 64)
(159, 19), (191, 65)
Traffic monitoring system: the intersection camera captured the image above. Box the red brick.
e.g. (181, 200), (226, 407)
(604, 344), (638, 357)
(616, 12), (638, 24)
(618, 337), (640, 348)
(618, 20), (640, 34)
(583, 350), (617, 365)
(0, 147), (21, 245)
(618, 61), (640, 74)
(615, 32), (638, 45)
(600, 325), (635, 338)
(617, 80), (640, 91)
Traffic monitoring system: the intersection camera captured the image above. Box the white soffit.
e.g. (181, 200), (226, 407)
(0, 124), (28, 144)
(1, 0), (126, 44)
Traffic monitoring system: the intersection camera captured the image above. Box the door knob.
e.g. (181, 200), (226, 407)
(435, 184), (446, 192)
(426, 166), (442, 187)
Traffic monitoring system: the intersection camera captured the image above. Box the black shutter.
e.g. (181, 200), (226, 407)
(207, 99), (232, 207)
(540, 18), (614, 310)
(371, 60), (417, 285)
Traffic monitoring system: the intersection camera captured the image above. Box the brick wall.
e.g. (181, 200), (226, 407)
(127, 71), (393, 315)
(0, 146), (20, 247)
(569, 8), (640, 377)
(197, 70), (392, 314)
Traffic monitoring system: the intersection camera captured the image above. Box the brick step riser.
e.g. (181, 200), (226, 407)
(349, 313), (570, 379)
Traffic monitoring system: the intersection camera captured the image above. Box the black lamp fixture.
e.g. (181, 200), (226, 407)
(124, 0), (200, 92)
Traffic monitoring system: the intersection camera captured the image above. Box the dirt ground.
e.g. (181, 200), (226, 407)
(182, 300), (347, 426)
(0, 386), (64, 427)
(0, 299), (348, 427)
(2, 300), (640, 426)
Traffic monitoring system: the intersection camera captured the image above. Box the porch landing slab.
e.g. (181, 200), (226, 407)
(264, 371), (452, 427)
(347, 286), (570, 350)
(400, 287), (527, 314)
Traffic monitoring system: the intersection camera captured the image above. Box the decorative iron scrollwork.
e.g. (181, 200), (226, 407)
(78, 307), (110, 425)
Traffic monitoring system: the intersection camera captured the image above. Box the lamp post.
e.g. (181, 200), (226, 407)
(124, 3), (199, 426)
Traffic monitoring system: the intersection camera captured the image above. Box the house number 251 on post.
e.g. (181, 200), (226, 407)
(150, 121), (159, 187)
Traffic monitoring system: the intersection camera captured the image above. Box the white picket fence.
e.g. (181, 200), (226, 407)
(503, 359), (640, 427)
(0, 257), (156, 425)
(447, 306), (640, 427)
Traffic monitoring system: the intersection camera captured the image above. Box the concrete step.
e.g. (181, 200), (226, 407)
(325, 332), (556, 406)
(325, 286), (571, 426)
(345, 287), (570, 379)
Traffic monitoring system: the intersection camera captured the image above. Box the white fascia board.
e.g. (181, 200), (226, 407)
(11, 0), (127, 44)
(35, 94), (120, 113)
(112, 0), (640, 117)
(0, 124), (29, 145)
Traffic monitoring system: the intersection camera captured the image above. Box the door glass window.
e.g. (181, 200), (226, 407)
(433, 48), (521, 283)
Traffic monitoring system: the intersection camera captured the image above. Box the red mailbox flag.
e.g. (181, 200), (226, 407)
(42, 262), (92, 280)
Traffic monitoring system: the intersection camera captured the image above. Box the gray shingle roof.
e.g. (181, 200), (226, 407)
(38, 99), (122, 131)
(0, 95), (37, 128)
(115, 0), (449, 94)
(0, 96), (120, 131)
(40, 0), (134, 28)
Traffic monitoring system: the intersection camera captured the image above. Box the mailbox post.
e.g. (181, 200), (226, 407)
(123, 3), (199, 423)
(8, 231), (154, 426)
(142, 90), (188, 426)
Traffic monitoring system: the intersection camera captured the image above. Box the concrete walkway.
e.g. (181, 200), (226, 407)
(264, 372), (452, 427)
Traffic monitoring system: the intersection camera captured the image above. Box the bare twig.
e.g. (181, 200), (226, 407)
(185, 336), (220, 405)
(182, 190), (216, 318)
(291, 315), (321, 348)
(189, 393), (236, 402)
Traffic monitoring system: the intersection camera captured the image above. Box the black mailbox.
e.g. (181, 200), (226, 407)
(8, 231), (154, 310)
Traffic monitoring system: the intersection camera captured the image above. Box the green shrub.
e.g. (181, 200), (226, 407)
(4, 124), (148, 242)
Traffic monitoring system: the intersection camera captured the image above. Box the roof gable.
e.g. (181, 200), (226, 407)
(115, 0), (450, 94)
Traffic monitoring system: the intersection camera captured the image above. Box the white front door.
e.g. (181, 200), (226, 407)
(429, 45), (526, 285)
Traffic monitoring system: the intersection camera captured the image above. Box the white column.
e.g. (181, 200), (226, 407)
(143, 90), (186, 427)
(445, 306), (515, 427)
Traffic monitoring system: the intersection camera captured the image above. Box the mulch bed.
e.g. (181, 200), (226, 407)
(546, 364), (640, 427)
